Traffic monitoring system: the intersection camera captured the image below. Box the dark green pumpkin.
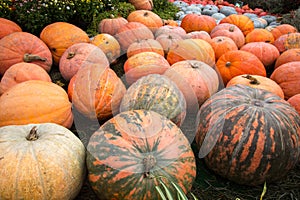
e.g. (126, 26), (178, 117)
(195, 84), (300, 186)
(86, 109), (196, 200)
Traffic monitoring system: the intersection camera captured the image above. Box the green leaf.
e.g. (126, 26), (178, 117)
(158, 179), (174, 200)
(190, 192), (199, 200)
(155, 185), (167, 200)
(171, 181), (188, 200)
(260, 182), (267, 200)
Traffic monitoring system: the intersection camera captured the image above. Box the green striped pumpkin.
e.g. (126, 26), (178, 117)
(195, 84), (300, 186)
(119, 74), (186, 126)
(86, 109), (196, 199)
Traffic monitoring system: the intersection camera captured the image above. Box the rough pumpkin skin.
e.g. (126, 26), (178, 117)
(86, 109), (196, 200)
(195, 84), (300, 186)
(0, 123), (86, 200)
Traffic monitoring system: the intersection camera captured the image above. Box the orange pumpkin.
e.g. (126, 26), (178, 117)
(127, 10), (163, 33)
(240, 42), (280, 69)
(90, 33), (121, 64)
(216, 50), (267, 85)
(114, 22), (154, 52)
(129, 0), (153, 10)
(155, 32), (184, 56)
(245, 28), (275, 44)
(186, 31), (212, 44)
(210, 23), (245, 48)
(287, 94), (300, 116)
(273, 32), (300, 53)
(270, 61), (300, 100)
(98, 15), (128, 36)
(154, 25), (187, 38)
(127, 38), (164, 58)
(71, 64), (126, 121)
(0, 80), (73, 128)
(226, 74), (284, 99)
(59, 43), (110, 81)
(270, 24), (298, 41)
(180, 14), (217, 34)
(0, 62), (51, 95)
(274, 48), (300, 69)
(163, 19), (179, 27)
(0, 17), (22, 39)
(167, 38), (215, 67)
(0, 32), (53, 75)
(219, 14), (255, 36)
(210, 36), (238, 60)
(40, 22), (90, 65)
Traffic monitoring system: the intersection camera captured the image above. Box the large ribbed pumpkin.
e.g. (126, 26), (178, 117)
(0, 17), (22, 39)
(120, 74), (186, 126)
(129, 0), (153, 10)
(0, 32), (53, 75)
(274, 48), (300, 69)
(0, 80), (73, 128)
(270, 24), (298, 41)
(195, 84), (300, 186)
(219, 14), (255, 36)
(98, 16), (128, 36)
(40, 22), (90, 65)
(180, 14), (217, 34)
(127, 10), (163, 33)
(86, 109), (196, 199)
(0, 123), (86, 200)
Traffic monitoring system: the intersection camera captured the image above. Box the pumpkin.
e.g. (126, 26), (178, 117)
(167, 38), (215, 67)
(274, 48), (300, 69)
(270, 61), (300, 100)
(40, 22), (90, 65)
(210, 36), (238, 60)
(155, 32), (184, 56)
(154, 25), (187, 38)
(219, 14), (255, 36)
(186, 31), (212, 44)
(240, 42), (280, 69)
(180, 14), (217, 34)
(226, 74), (284, 98)
(129, 0), (153, 10)
(0, 32), (52, 75)
(71, 64), (126, 121)
(288, 94), (300, 116)
(127, 10), (163, 33)
(0, 123), (86, 200)
(0, 80), (73, 128)
(0, 17), (22, 39)
(210, 23), (245, 48)
(273, 32), (300, 53)
(120, 74), (186, 126)
(59, 42), (110, 81)
(195, 84), (300, 186)
(90, 33), (120, 64)
(124, 51), (170, 85)
(270, 24), (298, 41)
(216, 50), (266, 85)
(86, 109), (196, 199)
(162, 19), (179, 27)
(163, 60), (219, 110)
(98, 15), (128, 36)
(114, 22), (154, 52)
(127, 38), (164, 58)
(245, 28), (275, 44)
(0, 62), (51, 95)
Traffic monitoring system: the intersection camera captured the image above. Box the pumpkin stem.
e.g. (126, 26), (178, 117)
(144, 12), (149, 17)
(225, 61), (231, 67)
(67, 52), (76, 59)
(229, 26), (235, 32)
(143, 155), (156, 178)
(23, 53), (47, 62)
(26, 126), (39, 141)
(242, 74), (260, 85)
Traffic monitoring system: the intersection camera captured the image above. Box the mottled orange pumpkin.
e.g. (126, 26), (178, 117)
(245, 28), (275, 44)
(270, 61), (300, 99)
(210, 36), (238, 60)
(90, 33), (121, 64)
(127, 10), (163, 33)
(0, 32), (53, 75)
(273, 32), (300, 53)
(219, 14), (255, 36)
(216, 50), (267, 85)
(274, 48), (300, 69)
(98, 15), (128, 36)
(0, 17), (22, 39)
(40, 22), (90, 65)
(0, 62), (51, 95)
(72, 64), (126, 121)
(226, 74), (284, 99)
(0, 80), (73, 128)
(270, 24), (298, 41)
(127, 38), (164, 58)
(210, 23), (245, 48)
(167, 38), (215, 67)
(180, 14), (217, 34)
(59, 43), (110, 81)
(240, 42), (280, 69)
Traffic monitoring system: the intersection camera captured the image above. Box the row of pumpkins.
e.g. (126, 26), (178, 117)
(0, 6), (300, 199)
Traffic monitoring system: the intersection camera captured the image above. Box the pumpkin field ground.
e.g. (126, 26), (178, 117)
(47, 59), (300, 200)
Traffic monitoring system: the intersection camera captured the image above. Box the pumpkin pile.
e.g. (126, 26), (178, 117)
(0, 0), (300, 198)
